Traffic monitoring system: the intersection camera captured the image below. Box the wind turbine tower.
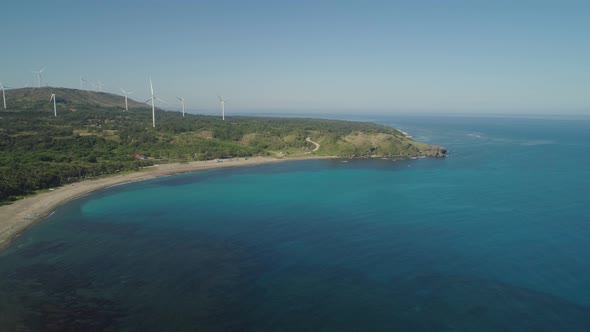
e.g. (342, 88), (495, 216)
(49, 94), (57, 117)
(120, 88), (134, 111)
(218, 95), (229, 121)
(176, 96), (185, 117)
(81, 77), (91, 91)
(32, 67), (46, 88)
(0, 82), (8, 109)
(146, 78), (165, 128)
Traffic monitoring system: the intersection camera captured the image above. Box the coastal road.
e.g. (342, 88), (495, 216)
(306, 137), (320, 152)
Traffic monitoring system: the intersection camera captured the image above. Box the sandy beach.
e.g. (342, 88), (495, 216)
(0, 156), (331, 251)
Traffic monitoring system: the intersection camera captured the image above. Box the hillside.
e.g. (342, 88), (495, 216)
(0, 88), (446, 201)
(4, 87), (148, 110)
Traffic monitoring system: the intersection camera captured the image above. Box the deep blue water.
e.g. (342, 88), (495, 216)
(1, 115), (590, 331)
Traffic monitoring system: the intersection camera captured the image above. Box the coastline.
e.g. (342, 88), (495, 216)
(0, 156), (333, 251)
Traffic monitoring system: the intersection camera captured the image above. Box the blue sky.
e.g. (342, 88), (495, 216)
(2, 0), (589, 114)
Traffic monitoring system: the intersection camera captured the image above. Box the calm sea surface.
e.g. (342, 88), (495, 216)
(1, 115), (590, 331)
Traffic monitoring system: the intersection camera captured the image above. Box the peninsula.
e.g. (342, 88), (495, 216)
(0, 87), (446, 249)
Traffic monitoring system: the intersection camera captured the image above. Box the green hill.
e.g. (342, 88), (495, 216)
(0, 88), (446, 201)
(4, 87), (148, 110)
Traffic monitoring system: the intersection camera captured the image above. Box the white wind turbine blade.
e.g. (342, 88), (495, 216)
(149, 78), (154, 96)
(120, 88), (127, 94)
(176, 96), (183, 101)
(39, 67), (46, 73)
(156, 97), (168, 104)
(34, 74), (40, 87)
(127, 91), (134, 95)
(145, 97), (154, 104)
(217, 95), (223, 102)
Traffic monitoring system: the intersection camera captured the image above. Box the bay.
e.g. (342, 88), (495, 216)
(1, 115), (590, 331)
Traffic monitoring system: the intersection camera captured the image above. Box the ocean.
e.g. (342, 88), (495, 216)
(1, 115), (590, 331)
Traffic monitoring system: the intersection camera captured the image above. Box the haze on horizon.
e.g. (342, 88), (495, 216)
(2, 0), (589, 115)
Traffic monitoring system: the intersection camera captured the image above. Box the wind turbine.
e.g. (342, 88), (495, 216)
(0, 82), (9, 109)
(83, 78), (96, 91)
(49, 93), (57, 117)
(176, 96), (185, 117)
(218, 95), (229, 121)
(81, 77), (87, 88)
(145, 78), (166, 128)
(120, 88), (134, 111)
(32, 67), (46, 88)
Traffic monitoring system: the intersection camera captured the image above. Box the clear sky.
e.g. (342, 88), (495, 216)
(2, 0), (589, 114)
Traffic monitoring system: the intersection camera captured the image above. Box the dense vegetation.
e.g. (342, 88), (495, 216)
(0, 88), (445, 202)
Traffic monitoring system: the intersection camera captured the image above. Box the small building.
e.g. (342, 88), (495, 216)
(131, 153), (146, 160)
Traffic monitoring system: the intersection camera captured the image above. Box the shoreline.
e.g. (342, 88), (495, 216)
(0, 156), (333, 251)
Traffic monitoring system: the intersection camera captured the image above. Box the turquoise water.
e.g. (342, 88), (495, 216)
(1, 115), (590, 331)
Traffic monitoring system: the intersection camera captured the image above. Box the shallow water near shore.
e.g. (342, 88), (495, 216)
(1, 115), (590, 331)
